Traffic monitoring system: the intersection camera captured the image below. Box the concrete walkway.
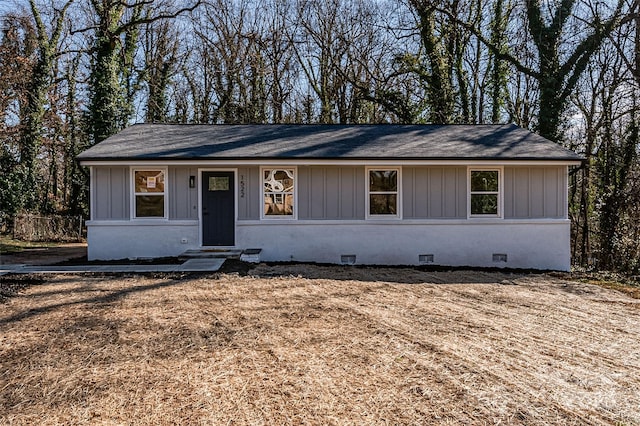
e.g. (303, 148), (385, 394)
(0, 258), (226, 275)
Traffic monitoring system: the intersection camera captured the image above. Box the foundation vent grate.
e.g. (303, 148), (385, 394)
(340, 255), (356, 265)
(492, 253), (508, 263)
(419, 254), (435, 265)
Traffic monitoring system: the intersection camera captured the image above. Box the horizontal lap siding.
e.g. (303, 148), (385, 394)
(403, 167), (466, 219)
(298, 166), (365, 220)
(93, 166), (129, 220)
(504, 166), (566, 219)
(169, 167), (198, 220)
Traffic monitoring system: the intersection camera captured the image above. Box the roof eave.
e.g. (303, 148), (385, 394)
(78, 156), (584, 165)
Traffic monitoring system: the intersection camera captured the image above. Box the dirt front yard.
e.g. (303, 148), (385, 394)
(1, 266), (639, 425)
(0, 240), (87, 265)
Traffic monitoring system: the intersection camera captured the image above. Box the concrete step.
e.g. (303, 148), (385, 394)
(179, 249), (243, 260)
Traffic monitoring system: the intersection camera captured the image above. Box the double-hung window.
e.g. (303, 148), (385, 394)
(133, 169), (167, 218)
(262, 168), (295, 218)
(367, 168), (400, 218)
(469, 168), (502, 217)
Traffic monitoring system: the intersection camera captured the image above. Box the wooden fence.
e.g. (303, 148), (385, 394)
(13, 214), (84, 242)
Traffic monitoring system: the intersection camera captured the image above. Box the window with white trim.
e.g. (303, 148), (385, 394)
(469, 168), (501, 217)
(367, 168), (400, 217)
(133, 169), (166, 218)
(262, 168), (295, 217)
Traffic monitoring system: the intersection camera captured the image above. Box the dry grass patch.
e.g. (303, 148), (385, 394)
(570, 271), (640, 300)
(1, 266), (640, 424)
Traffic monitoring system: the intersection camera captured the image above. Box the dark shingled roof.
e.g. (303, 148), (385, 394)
(77, 124), (583, 162)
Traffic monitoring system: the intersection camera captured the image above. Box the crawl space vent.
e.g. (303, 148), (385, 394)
(492, 253), (508, 263)
(418, 254), (435, 265)
(340, 255), (356, 265)
(240, 248), (262, 263)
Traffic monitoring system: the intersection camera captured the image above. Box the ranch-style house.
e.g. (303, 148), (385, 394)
(77, 124), (583, 270)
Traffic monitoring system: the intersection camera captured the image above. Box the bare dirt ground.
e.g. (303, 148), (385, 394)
(1, 266), (639, 425)
(0, 242), (87, 265)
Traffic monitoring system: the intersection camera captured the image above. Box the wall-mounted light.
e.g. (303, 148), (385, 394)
(189, 175), (196, 188)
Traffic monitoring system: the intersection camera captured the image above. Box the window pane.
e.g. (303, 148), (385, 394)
(263, 169), (294, 217)
(135, 170), (165, 193)
(136, 195), (165, 217)
(209, 176), (229, 191)
(471, 194), (498, 215)
(369, 194), (397, 215)
(369, 170), (397, 192)
(264, 193), (294, 216)
(471, 171), (498, 192)
(264, 169), (294, 192)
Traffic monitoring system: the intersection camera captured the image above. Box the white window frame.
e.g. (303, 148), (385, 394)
(467, 167), (503, 219)
(366, 167), (402, 219)
(260, 166), (297, 220)
(131, 167), (168, 219)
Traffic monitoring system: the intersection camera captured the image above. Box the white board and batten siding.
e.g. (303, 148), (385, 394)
(87, 163), (572, 270)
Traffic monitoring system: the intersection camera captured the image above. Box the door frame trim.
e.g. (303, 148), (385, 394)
(198, 168), (238, 248)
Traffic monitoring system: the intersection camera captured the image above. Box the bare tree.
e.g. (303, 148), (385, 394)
(79, 0), (200, 143)
(142, 18), (179, 122)
(17, 0), (74, 211)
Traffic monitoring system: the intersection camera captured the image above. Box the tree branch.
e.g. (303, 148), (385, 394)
(113, 1), (202, 37)
(431, 4), (540, 78)
(559, 0), (624, 77)
(559, 0), (625, 98)
(71, 1), (201, 37)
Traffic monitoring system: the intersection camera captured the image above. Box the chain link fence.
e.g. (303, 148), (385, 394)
(13, 214), (84, 242)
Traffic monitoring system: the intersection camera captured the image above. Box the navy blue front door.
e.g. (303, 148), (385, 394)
(202, 171), (235, 246)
